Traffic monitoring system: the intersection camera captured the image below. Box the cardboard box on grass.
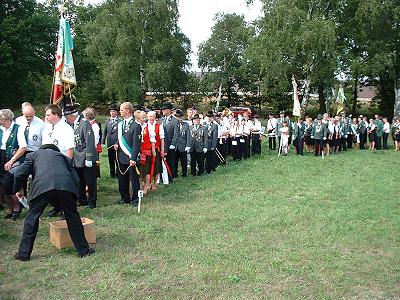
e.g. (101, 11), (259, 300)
(49, 217), (96, 249)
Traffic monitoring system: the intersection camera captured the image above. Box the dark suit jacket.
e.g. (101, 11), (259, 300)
(13, 149), (80, 200)
(206, 123), (219, 150)
(102, 117), (121, 146)
(175, 121), (191, 152)
(73, 118), (98, 168)
(294, 123), (306, 139)
(117, 120), (141, 165)
(160, 115), (178, 151)
(190, 124), (207, 152)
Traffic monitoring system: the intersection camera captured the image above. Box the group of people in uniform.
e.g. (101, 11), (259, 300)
(1, 101), (399, 260)
(102, 102), (263, 206)
(0, 102), (263, 220)
(266, 110), (400, 156)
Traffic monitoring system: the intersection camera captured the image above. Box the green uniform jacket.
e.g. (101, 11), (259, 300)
(311, 123), (327, 140)
(374, 119), (384, 137)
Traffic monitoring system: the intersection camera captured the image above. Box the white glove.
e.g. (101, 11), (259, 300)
(169, 145), (176, 150)
(85, 160), (93, 168)
(185, 147), (190, 153)
(311, 136), (314, 139)
(323, 137), (327, 140)
(345, 135), (348, 138)
(203, 148), (207, 153)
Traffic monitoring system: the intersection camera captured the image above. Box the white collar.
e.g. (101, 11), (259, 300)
(73, 116), (81, 126)
(124, 116), (133, 123)
(1, 121), (15, 132)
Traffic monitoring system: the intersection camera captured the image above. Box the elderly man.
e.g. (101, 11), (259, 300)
(65, 106), (98, 209)
(160, 102), (179, 180)
(174, 109), (191, 177)
(13, 144), (95, 261)
(189, 114), (208, 176)
(15, 104), (44, 154)
(0, 109), (27, 220)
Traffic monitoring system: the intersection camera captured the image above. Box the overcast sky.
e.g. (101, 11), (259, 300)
(178, 0), (263, 71)
(79, 0), (263, 71)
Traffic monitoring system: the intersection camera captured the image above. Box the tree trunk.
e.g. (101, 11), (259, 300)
(300, 79), (311, 117)
(318, 83), (325, 114)
(352, 78), (358, 116)
(394, 76), (400, 117)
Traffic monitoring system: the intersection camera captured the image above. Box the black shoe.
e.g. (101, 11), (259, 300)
(47, 209), (61, 218)
(181, 174), (187, 177)
(78, 201), (88, 206)
(14, 253), (30, 261)
(59, 212), (65, 220)
(115, 199), (129, 205)
(87, 204), (96, 209)
(11, 210), (21, 220)
(0, 205), (4, 211)
(80, 248), (95, 258)
(131, 199), (139, 207)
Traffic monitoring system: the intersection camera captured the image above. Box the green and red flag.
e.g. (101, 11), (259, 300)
(50, 16), (76, 105)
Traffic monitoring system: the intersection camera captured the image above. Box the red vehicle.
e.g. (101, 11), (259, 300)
(229, 106), (258, 118)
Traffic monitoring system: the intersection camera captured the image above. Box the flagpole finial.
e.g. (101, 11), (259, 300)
(59, 4), (67, 16)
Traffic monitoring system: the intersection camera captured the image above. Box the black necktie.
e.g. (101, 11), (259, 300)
(24, 124), (30, 140)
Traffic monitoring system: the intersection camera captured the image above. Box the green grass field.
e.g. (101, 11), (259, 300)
(1, 145), (399, 299)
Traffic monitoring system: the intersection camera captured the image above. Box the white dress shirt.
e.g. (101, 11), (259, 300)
(383, 122), (390, 133)
(42, 119), (74, 155)
(17, 116), (44, 151)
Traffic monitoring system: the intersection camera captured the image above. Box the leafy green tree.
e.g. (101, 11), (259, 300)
(247, 0), (337, 115)
(353, 0), (400, 117)
(198, 13), (253, 110)
(84, 0), (190, 105)
(0, 0), (58, 107)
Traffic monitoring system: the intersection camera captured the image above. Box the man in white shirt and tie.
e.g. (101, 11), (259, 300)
(16, 104), (44, 154)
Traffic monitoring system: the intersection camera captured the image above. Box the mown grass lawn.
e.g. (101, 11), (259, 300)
(1, 144), (399, 299)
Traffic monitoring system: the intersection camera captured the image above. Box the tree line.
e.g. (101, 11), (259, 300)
(1, 0), (399, 117)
